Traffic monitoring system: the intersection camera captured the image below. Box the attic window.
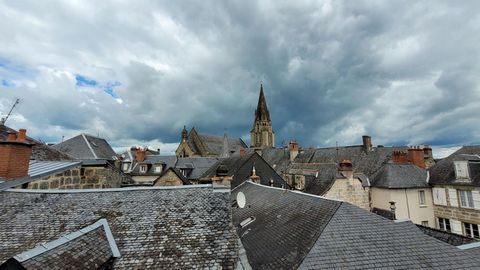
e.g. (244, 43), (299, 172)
(454, 161), (469, 179)
(240, 216), (256, 228)
(154, 165), (162, 173)
(140, 165), (148, 173)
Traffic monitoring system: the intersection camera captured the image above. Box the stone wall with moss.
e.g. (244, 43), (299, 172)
(27, 165), (126, 189)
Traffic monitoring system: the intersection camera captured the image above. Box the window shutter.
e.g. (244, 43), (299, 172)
(472, 190), (480, 210)
(451, 219), (462, 235)
(433, 187), (446, 205)
(448, 189), (458, 207)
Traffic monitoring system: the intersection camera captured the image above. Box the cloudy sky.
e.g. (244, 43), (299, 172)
(1, 1), (479, 157)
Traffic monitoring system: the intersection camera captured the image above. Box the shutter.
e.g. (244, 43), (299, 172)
(451, 219), (463, 235)
(448, 188), (458, 207)
(433, 187), (446, 205)
(473, 190), (480, 210)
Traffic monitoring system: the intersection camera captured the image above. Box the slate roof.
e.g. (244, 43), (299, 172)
(294, 145), (406, 177)
(0, 124), (72, 161)
(260, 147), (290, 174)
(52, 134), (117, 160)
(155, 167), (191, 185)
(429, 145), (480, 186)
(370, 163), (429, 188)
(3, 219), (119, 270)
(196, 133), (247, 156)
(129, 156), (177, 176)
(0, 185), (239, 269)
(201, 152), (287, 189)
(175, 157), (219, 179)
(232, 181), (480, 269)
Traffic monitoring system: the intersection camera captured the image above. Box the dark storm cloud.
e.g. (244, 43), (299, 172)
(0, 0), (479, 156)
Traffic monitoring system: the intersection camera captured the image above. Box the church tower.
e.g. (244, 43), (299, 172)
(250, 84), (275, 148)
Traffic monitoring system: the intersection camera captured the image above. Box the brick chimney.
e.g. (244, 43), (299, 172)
(136, 148), (146, 162)
(362, 135), (372, 152)
(211, 164), (232, 187)
(288, 140), (299, 161)
(239, 146), (247, 157)
(0, 129), (33, 180)
(339, 159), (353, 179)
(423, 145), (434, 169)
(392, 150), (408, 164)
(408, 146), (425, 169)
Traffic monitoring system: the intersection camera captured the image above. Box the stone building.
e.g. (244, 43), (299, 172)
(429, 146), (480, 239)
(175, 127), (246, 158)
(250, 84), (275, 148)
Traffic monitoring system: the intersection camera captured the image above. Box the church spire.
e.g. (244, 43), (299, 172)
(255, 83), (271, 122)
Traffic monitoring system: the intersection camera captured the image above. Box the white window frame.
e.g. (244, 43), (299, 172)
(463, 222), (480, 239)
(154, 165), (163, 173)
(458, 190), (474, 208)
(421, 221), (428, 227)
(140, 165), (148, 173)
(122, 162), (130, 171)
(438, 218), (451, 232)
(418, 190), (426, 206)
(454, 161), (469, 179)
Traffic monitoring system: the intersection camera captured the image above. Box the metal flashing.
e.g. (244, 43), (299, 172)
(82, 133), (98, 159)
(457, 241), (480, 250)
(14, 218), (120, 262)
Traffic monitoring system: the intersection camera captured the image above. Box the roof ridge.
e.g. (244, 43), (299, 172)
(5, 184), (214, 193)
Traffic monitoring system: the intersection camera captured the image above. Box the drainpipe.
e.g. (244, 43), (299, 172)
(404, 189), (411, 219)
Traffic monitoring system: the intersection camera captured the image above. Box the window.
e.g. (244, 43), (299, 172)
(454, 161), (469, 179)
(438, 218), (451, 232)
(122, 162), (130, 171)
(463, 222), (480, 239)
(418, 190), (426, 206)
(140, 165), (147, 173)
(458, 190), (474, 208)
(421, 221), (429, 227)
(154, 165), (162, 173)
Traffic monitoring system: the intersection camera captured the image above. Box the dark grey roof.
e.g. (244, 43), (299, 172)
(416, 224), (478, 246)
(197, 133), (247, 156)
(0, 186), (239, 269)
(202, 152), (287, 189)
(52, 134), (116, 160)
(130, 156), (177, 176)
(5, 219), (119, 270)
(232, 181), (480, 269)
(175, 157), (219, 179)
(371, 163), (429, 188)
(260, 147), (290, 174)
(430, 146), (480, 186)
(288, 162), (340, 195)
(294, 145), (406, 177)
(0, 124), (72, 161)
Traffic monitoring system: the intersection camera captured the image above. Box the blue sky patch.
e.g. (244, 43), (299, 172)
(1, 79), (15, 88)
(75, 74), (121, 99)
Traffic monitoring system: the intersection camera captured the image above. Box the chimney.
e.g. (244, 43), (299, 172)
(288, 140), (299, 161)
(211, 164), (232, 187)
(423, 145), (434, 169)
(0, 129), (33, 180)
(249, 166), (260, 184)
(392, 150), (408, 164)
(339, 159), (353, 179)
(407, 146), (425, 169)
(136, 148), (146, 162)
(362, 135), (372, 152)
(239, 147), (247, 157)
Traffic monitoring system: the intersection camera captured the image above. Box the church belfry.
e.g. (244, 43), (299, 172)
(250, 84), (275, 148)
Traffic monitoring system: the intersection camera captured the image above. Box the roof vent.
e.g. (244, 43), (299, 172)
(216, 165), (229, 176)
(240, 216), (256, 228)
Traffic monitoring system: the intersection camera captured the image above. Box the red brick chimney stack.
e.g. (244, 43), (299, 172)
(136, 148), (146, 162)
(339, 159), (354, 179)
(288, 140), (299, 161)
(0, 129), (33, 180)
(392, 150), (408, 164)
(408, 146), (425, 169)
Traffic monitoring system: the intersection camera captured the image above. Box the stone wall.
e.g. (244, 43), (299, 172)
(324, 178), (370, 210)
(433, 185), (480, 225)
(27, 165), (125, 189)
(154, 170), (184, 186)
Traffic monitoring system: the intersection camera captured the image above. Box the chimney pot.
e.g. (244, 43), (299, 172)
(136, 148), (146, 162)
(362, 135), (372, 152)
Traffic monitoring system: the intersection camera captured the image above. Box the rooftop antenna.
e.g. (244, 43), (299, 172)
(336, 141), (339, 162)
(1, 98), (20, 125)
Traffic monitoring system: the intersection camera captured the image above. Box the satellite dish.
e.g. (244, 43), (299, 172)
(237, 192), (246, 208)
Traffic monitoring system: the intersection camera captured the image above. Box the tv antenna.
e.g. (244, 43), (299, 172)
(1, 98), (20, 125)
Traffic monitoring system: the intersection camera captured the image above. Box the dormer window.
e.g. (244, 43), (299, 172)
(454, 161), (469, 179)
(122, 162), (130, 172)
(140, 165), (148, 173)
(154, 165), (163, 173)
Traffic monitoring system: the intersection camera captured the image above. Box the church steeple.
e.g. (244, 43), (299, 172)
(250, 84), (275, 148)
(255, 84), (271, 122)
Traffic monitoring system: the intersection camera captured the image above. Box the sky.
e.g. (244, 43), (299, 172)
(0, 1), (479, 157)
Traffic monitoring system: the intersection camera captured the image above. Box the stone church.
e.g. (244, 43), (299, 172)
(175, 84), (275, 157)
